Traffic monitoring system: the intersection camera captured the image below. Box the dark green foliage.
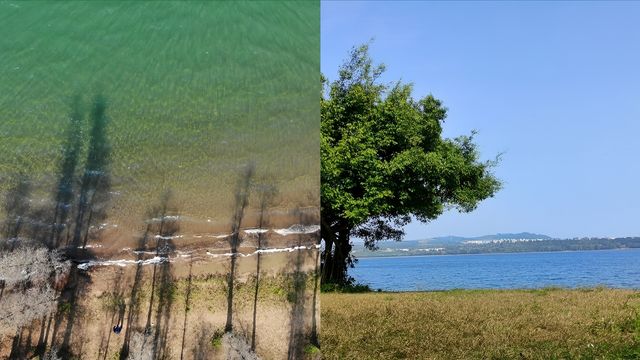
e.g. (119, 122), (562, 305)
(320, 283), (371, 294)
(321, 44), (501, 285)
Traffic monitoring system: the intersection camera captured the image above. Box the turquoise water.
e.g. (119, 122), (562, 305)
(0, 1), (319, 221)
(352, 249), (640, 291)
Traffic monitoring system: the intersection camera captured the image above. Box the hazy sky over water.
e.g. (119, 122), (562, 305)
(322, 1), (640, 239)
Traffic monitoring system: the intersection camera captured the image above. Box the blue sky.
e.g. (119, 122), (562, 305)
(322, 2), (640, 239)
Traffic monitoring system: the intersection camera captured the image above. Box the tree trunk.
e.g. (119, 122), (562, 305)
(321, 219), (352, 285)
(321, 238), (333, 284)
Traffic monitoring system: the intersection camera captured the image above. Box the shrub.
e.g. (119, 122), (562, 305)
(0, 246), (70, 336)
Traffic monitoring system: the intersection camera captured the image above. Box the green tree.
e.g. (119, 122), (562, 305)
(321, 44), (501, 285)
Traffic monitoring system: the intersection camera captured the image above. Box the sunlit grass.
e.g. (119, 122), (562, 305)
(321, 288), (640, 359)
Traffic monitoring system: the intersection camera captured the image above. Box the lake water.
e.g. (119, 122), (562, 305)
(351, 248), (640, 291)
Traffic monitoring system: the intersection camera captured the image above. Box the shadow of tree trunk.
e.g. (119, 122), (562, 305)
(49, 264), (90, 358)
(191, 323), (215, 360)
(34, 314), (53, 356)
(310, 233), (320, 348)
(180, 256), (194, 360)
(286, 207), (317, 360)
(131, 189), (179, 359)
(71, 94), (111, 249)
(2, 173), (31, 251)
(151, 251), (175, 359)
(8, 326), (25, 359)
(251, 181), (277, 351)
(50, 95), (83, 249)
(225, 163), (255, 333)
(97, 269), (125, 360)
(119, 223), (153, 360)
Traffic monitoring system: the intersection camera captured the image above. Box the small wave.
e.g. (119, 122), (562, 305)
(205, 251), (236, 258)
(274, 225), (320, 236)
(244, 229), (268, 235)
(146, 215), (183, 224)
(93, 223), (118, 230)
(206, 244), (319, 258)
(154, 234), (183, 240)
(77, 244), (103, 249)
(132, 250), (156, 255)
(78, 256), (168, 270)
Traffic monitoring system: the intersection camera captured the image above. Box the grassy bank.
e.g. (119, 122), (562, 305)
(321, 288), (640, 359)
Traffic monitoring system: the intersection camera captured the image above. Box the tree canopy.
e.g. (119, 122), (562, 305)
(321, 44), (501, 285)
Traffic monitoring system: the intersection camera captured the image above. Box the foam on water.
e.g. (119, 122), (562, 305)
(206, 244), (320, 258)
(78, 256), (168, 270)
(274, 225), (320, 236)
(243, 229), (269, 235)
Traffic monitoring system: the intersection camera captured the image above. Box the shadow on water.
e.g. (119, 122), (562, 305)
(225, 163), (255, 333)
(2, 173), (31, 252)
(250, 180), (278, 351)
(71, 94), (112, 250)
(50, 95), (84, 249)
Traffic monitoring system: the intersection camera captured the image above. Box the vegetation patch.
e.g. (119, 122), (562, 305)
(304, 344), (320, 355)
(320, 282), (371, 293)
(210, 328), (225, 349)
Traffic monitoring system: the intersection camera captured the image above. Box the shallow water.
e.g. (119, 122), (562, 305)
(0, 1), (320, 222)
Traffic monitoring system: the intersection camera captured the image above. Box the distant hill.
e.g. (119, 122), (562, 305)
(430, 232), (552, 244)
(352, 233), (640, 258)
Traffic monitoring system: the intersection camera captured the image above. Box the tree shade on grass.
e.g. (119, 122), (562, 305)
(321, 44), (501, 285)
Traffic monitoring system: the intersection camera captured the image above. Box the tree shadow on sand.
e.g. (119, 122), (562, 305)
(118, 216), (153, 359)
(250, 180), (277, 351)
(96, 269), (126, 360)
(179, 255), (194, 360)
(286, 207), (320, 360)
(120, 189), (179, 360)
(225, 163), (255, 333)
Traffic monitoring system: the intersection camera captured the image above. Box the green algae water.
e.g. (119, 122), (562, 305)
(0, 1), (319, 229)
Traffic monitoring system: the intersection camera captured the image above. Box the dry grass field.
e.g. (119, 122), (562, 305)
(321, 288), (640, 359)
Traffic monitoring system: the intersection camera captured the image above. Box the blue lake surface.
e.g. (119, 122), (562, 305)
(351, 248), (640, 291)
